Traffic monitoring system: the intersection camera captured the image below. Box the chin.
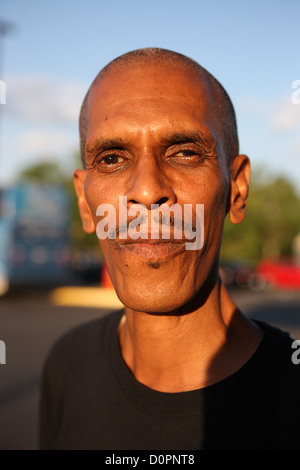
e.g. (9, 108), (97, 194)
(115, 281), (195, 315)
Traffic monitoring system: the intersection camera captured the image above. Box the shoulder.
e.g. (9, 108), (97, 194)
(42, 309), (123, 376)
(255, 321), (300, 449)
(247, 319), (300, 388)
(254, 319), (296, 356)
(278, 343), (300, 449)
(247, 320), (300, 449)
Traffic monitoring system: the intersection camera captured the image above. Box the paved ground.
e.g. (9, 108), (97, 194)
(0, 286), (299, 450)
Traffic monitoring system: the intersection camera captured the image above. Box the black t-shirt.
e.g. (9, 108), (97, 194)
(39, 310), (300, 450)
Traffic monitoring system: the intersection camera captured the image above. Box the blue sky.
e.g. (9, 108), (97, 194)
(0, 0), (299, 189)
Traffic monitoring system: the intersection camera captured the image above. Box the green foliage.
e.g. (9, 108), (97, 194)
(17, 161), (67, 186)
(221, 168), (300, 265)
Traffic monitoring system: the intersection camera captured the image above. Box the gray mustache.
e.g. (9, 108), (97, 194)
(109, 211), (197, 239)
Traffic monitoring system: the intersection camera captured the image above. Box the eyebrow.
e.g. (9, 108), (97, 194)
(160, 131), (217, 152)
(85, 131), (218, 156)
(85, 137), (129, 155)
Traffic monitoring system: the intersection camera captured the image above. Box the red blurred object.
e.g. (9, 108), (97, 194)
(100, 263), (114, 288)
(255, 259), (300, 290)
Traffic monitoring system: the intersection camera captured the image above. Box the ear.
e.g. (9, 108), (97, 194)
(228, 155), (251, 225)
(73, 169), (96, 233)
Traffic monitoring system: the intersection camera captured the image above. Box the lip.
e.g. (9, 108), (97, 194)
(114, 240), (187, 260)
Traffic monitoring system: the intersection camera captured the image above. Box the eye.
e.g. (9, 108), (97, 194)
(175, 150), (198, 157)
(172, 149), (204, 161)
(99, 154), (124, 165)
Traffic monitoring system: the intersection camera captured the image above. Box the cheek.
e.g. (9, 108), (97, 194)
(84, 174), (101, 217)
(187, 169), (228, 257)
(187, 169), (228, 220)
(84, 173), (118, 223)
(203, 185), (228, 262)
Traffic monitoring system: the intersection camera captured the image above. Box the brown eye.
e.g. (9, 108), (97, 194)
(101, 155), (124, 165)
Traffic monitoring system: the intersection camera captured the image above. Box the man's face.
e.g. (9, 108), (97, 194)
(75, 64), (237, 313)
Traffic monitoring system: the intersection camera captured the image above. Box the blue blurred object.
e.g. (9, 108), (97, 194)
(0, 183), (71, 295)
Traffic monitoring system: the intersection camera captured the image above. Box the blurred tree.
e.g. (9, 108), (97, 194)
(17, 161), (67, 185)
(221, 168), (300, 266)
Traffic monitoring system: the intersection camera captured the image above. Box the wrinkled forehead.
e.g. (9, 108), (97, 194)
(86, 64), (216, 130)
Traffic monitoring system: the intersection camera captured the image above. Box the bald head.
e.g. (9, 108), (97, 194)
(79, 48), (239, 167)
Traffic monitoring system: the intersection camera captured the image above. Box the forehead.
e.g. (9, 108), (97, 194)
(86, 64), (216, 142)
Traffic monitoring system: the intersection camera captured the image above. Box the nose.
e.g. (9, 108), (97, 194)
(125, 155), (177, 210)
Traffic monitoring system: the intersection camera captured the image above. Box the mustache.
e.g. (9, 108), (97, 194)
(108, 211), (197, 240)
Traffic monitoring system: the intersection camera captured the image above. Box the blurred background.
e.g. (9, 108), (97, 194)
(0, 0), (300, 450)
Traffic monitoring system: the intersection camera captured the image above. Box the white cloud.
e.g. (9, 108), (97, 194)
(18, 129), (77, 157)
(238, 94), (300, 134)
(4, 75), (87, 125)
(0, 75), (86, 184)
(271, 96), (300, 132)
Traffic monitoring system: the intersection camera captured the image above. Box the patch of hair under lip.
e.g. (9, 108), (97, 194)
(147, 261), (161, 269)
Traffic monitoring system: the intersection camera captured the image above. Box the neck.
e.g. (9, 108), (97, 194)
(119, 281), (262, 393)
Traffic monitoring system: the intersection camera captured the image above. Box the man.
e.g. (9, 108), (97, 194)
(39, 48), (300, 450)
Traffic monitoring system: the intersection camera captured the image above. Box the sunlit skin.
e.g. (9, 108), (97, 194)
(74, 63), (263, 393)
